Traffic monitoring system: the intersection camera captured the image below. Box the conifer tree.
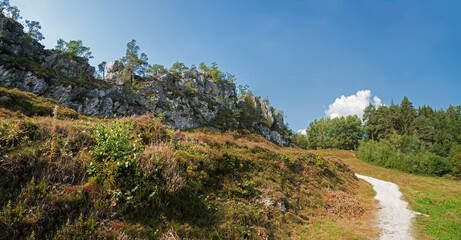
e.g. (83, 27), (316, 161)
(121, 39), (149, 84)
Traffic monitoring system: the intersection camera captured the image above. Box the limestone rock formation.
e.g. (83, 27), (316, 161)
(0, 14), (291, 145)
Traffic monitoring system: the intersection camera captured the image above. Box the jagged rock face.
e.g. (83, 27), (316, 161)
(236, 92), (291, 145)
(0, 14), (291, 145)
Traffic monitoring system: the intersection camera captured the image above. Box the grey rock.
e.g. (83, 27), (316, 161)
(84, 98), (100, 116)
(159, 73), (174, 85)
(0, 13), (292, 145)
(0, 95), (12, 104)
(106, 60), (122, 73)
(23, 72), (48, 95)
(261, 197), (286, 213)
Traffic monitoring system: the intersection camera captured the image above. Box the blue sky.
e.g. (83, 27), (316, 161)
(12, 0), (461, 131)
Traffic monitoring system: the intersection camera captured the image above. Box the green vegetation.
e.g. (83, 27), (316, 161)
(148, 63), (168, 74)
(0, 87), (81, 119)
(0, 88), (370, 239)
(1, 1), (43, 42)
(295, 97), (461, 178)
(0, 0), (20, 20)
(358, 97), (461, 177)
(201, 61), (236, 84)
(97, 61), (106, 79)
(25, 20), (44, 41)
(183, 81), (198, 95)
(357, 136), (451, 176)
(120, 39), (149, 85)
(237, 84), (250, 98)
(294, 115), (363, 150)
(169, 61), (189, 73)
(55, 39), (93, 59)
(317, 150), (461, 240)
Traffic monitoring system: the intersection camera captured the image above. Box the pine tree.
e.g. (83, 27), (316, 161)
(399, 96), (416, 135)
(98, 61), (107, 79)
(121, 39), (149, 85)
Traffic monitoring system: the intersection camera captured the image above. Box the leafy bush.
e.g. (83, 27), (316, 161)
(356, 140), (452, 176)
(0, 119), (41, 154)
(88, 120), (142, 188)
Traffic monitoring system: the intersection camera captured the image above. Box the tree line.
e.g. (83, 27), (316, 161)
(95, 39), (237, 87)
(292, 115), (363, 150)
(293, 96), (461, 177)
(358, 97), (461, 177)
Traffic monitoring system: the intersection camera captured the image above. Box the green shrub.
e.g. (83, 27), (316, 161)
(356, 140), (452, 176)
(0, 119), (41, 154)
(184, 81), (198, 95)
(53, 214), (98, 240)
(88, 120), (142, 188)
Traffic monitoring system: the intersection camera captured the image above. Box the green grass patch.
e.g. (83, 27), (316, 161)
(316, 150), (461, 240)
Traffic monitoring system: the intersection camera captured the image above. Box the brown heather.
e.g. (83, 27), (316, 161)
(0, 88), (379, 239)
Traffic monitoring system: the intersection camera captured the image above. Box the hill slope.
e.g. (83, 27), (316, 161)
(0, 87), (376, 239)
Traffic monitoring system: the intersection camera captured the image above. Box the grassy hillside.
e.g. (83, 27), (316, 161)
(0, 88), (376, 239)
(314, 150), (461, 240)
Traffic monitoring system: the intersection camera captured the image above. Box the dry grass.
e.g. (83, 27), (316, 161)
(0, 88), (389, 239)
(140, 142), (184, 193)
(0, 87), (82, 119)
(186, 128), (281, 152)
(180, 131), (380, 239)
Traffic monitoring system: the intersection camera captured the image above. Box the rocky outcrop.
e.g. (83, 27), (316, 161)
(0, 14), (291, 145)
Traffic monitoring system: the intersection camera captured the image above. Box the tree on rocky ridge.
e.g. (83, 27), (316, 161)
(98, 61), (107, 79)
(121, 39), (149, 84)
(25, 20), (44, 41)
(169, 62), (188, 73)
(199, 62), (209, 72)
(0, 0), (21, 20)
(54, 39), (93, 59)
(148, 64), (167, 74)
(55, 38), (66, 51)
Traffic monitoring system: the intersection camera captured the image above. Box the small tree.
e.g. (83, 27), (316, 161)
(148, 64), (167, 74)
(169, 62), (188, 73)
(237, 84), (249, 98)
(0, 0), (21, 20)
(121, 39), (149, 84)
(66, 40), (93, 59)
(199, 62), (208, 72)
(98, 61), (107, 79)
(54, 39), (93, 59)
(55, 38), (66, 51)
(25, 20), (44, 41)
(225, 72), (236, 83)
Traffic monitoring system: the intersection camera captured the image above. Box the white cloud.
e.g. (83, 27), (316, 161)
(297, 129), (307, 135)
(325, 90), (382, 119)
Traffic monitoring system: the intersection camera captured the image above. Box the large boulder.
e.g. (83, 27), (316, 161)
(106, 60), (123, 73)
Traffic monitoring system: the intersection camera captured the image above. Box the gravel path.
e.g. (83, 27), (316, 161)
(355, 174), (416, 240)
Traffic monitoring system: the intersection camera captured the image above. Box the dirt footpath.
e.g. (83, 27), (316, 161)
(356, 174), (416, 240)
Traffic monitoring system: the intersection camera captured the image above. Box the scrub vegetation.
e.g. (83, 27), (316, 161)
(0, 88), (372, 239)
